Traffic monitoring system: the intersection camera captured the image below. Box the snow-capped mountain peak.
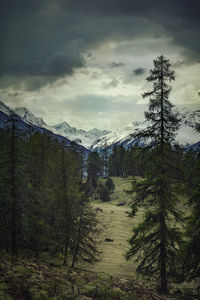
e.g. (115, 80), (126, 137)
(0, 101), (14, 115)
(14, 107), (56, 133)
(53, 121), (78, 134)
(53, 123), (111, 149)
(0, 100), (199, 151)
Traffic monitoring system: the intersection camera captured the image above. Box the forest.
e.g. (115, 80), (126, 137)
(0, 56), (200, 300)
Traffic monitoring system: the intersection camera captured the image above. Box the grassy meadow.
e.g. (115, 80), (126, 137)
(80, 176), (144, 275)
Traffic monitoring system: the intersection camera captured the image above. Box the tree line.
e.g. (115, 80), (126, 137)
(0, 118), (99, 267)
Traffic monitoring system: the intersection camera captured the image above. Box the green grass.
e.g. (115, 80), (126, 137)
(80, 176), (144, 276)
(0, 256), (169, 300)
(81, 201), (144, 276)
(101, 176), (135, 205)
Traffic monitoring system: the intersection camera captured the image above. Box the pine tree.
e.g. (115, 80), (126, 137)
(126, 56), (182, 293)
(101, 142), (109, 178)
(86, 151), (103, 198)
(98, 182), (110, 202)
(183, 126), (200, 290)
(108, 145), (125, 177)
(105, 177), (115, 193)
(24, 132), (55, 257)
(181, 149), (196, 195)
(70, 199), (99, 267)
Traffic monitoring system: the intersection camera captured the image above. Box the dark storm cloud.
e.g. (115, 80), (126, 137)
(1, 0), (199, 89)
(133, 68), (146, 76)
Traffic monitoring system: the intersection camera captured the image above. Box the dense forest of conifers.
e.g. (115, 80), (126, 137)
(0, 56), (199, 296)
(0, 121), (99, 267)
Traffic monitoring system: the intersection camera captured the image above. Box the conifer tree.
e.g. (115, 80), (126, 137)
(86, 151), (103, 197)
(105, 177), (115, 193)
(24, 132), (55, 257)
(52, 141), (83, 265)
(183, 126), (200, 289)
(70, 199), (99, 267)
(98, 182), (110, 202)
(101, 142), (109, 178)
(108, 145), (125, 177)
(126, 56), (182, 293)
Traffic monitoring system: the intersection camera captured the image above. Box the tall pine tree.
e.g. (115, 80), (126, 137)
(126, 56), (182, 293)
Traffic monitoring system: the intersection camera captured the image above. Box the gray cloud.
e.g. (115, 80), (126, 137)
(133, 68), (146, 76)
(0, 0), (199, 90)
(43, 94), (145, 129)
(108, 62), (124, 68)
(102, 78), (119, 89)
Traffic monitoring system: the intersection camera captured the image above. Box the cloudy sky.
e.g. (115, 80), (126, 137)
(1, 0), (200, 130)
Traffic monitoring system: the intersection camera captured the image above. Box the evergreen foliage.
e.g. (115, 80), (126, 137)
(70, 200), (100, 267)
(86, 151), (103, 197)
(183, 128), (200, 287)
(98, 182), (110, 202)
(126, 56), (182, 293)
(107, 144), (151, 178)
(108, 145), (125, 177)
(105, 177), (115, 193)
(0, 127), (98, 267)
(0, 115), (27, 255)
(101, 142), (109, 178)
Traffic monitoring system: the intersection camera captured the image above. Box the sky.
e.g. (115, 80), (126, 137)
(0, 0), (200, 130)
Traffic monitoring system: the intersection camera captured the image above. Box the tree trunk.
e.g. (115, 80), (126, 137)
(11, 116), (18, 256)
(160, 212), (168, 293)
(71, 218), (82, 268)
(63, 235), (69, 266)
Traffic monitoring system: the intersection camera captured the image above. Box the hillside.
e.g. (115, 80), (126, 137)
(0, 257), (170, 300)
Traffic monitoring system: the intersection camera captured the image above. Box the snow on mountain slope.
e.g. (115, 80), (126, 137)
(91, 121), (146, 150)
(1, 100), (199, 151)
(0, 101), (56, 133)
(53, 122), (111, 149)
(91, 118), (200, 151)
(0, 101), (14, 115)
(0, 101), (86, 153)
(14, 107), (56, 133)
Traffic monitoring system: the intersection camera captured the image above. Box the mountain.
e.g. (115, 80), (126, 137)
(91, 118), (200, 152)
(14, 107), (57, 133)
(91, 121), (146, 152)
(0, 101), (89, 155)
(53, 122), (111, 149)
(1, 101), (199, 153)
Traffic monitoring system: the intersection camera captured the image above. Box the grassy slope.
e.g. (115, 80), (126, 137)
(0, 257), (167, 300)
(80, 176), (143, 275)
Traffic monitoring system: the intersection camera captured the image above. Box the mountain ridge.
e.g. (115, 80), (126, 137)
(53, 121), (111, 149)
(0, 101), (89, 155)
(0, 101), (199, 151)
